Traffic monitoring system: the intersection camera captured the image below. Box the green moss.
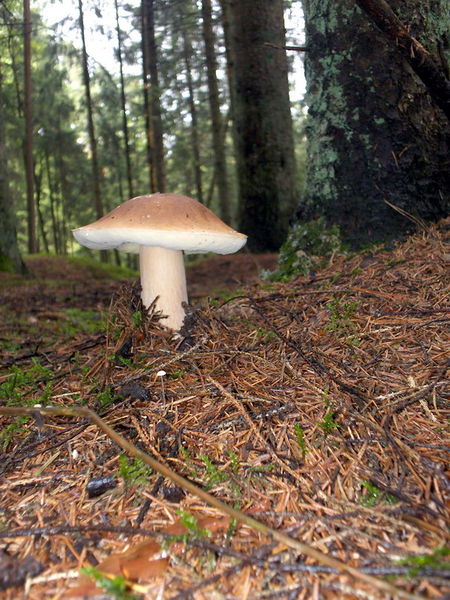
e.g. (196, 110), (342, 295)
(66, 256), (137, 280)
(0, 253), (14, 273)
(262, 217), (343, 282)
(61, 308), (105, 336)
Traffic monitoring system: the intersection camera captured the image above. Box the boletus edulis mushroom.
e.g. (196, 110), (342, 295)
(72, 193), (247, 331)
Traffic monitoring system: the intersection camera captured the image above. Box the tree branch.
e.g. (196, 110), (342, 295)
(264, 42), (308, 52)
(355, 0), (450, 120)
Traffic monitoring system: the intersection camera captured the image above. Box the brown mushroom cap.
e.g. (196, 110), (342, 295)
(72, 193), (247, 254)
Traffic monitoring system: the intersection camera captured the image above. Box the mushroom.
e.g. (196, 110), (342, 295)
(72, 193), (247, 331)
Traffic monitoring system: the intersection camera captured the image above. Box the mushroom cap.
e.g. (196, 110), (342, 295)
(72, 193), (247, 254)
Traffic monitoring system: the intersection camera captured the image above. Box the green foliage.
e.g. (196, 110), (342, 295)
(325, 296), (361, 346)
(317, 388), (339, 434)
(117, 454), (151, 487)
(0, 253), (14, 273)
(227, 450), (240, 474)
(325, 297), (360, 332)
(293, 423), (308, 457)
(169, 369), (186, 380)
(62, 308), (105, 336)
(0, 418), (29, 451)
(164, 510), (212, 546)
(360, 481), (397, 507)
(317, 409), (338, 434)
(247, 322), (276, 342)
(396, 546), (450, 576)
(209, 288), (246, 306)
(132, 311), (142, 328)
(97, 387), (114, 409)
(263, 217), (343, 282)
(81, 567), (138, 600)
(66, 257), (137, 281)
(0, 359), (53, 406)
(200, 454), (228, 490)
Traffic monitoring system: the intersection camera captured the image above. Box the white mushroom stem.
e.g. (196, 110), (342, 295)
(139, 246), (188, 331)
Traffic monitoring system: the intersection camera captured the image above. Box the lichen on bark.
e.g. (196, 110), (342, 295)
(299, 0), (450, 248)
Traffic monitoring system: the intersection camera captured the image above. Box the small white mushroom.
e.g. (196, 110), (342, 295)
(72, 193), (247, 331)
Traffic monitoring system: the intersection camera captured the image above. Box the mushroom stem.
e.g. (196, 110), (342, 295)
(139, 246), (188, 331)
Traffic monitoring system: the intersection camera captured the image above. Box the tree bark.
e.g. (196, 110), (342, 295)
(226, 0), (298, 251)
(141, 0), (154, 191)
(299, 0), (450, 247)
(355, 0), (450, 120)
(23, 0), (37, 254)
(0, 63), (26, 273)
(34, 166), (49, 254)
(78, 0), (107, 261)
(45, 150), (60, 254)
(78, 0), (103, 222)
(182, 29), (203, 204)
(201, 0), (230, 223)
(141, 0), (165, 192)
(115, 0), (134, 199)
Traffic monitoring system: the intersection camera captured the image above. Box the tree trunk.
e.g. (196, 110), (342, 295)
(45, 150), (60, 253)
(0, 64), (26, 274)
(219, 0), (237, 153)
(182, 29), (203, 204)
(355, 0), (450, 120)
(23, 0), (37, 254)
(35, 166), (50, 254)
(115, 0), (134, 199)
(78, 0), (107, 261)
(141, 0), (154, 191)
(226, 0), (298, 251)
(141, 0), (165, 192)
(299, 0), (450, 247)
(201, 0), (230, 223)
(78, 0), (103, 222)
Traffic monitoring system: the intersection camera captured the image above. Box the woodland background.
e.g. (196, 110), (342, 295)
(0, 0), (449, 273)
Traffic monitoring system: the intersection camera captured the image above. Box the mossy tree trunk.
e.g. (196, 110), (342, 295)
(299, 0), (450, 247)
(226, 0), (298, 251)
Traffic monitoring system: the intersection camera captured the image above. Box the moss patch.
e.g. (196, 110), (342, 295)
(262, 217), (343, 282)
(0, 253), (14, 273)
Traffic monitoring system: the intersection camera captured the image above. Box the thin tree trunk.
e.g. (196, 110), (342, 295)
(141, 0), (165, 192)
(219, 0), (237, 155)
(114, 0), (134, 199)
(78, 0), (106, 261)
(201, 0), (230, 223)
(0, 62), (26, 273)
(206, 110), (231, 208)
(141, 0), (155, 192)
(45, 151), (59, 253)
(34, 166), (49, 254)
(182, 29), (203, 204)
(55, 126), (68, 255)
(23, 0), (37, 253)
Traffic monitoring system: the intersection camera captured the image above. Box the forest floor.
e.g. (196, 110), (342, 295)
(0, 223), (449, 600)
